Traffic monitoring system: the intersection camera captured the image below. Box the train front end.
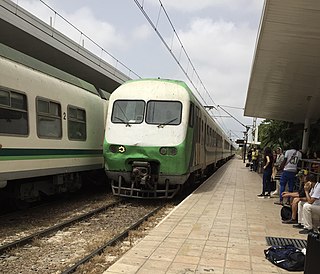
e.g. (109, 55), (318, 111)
(103, 79), (193, 198)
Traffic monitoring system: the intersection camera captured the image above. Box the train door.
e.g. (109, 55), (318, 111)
(195, 107), (201, 166)
(213, 129), (218, 164)
(203, 117), (207, 166)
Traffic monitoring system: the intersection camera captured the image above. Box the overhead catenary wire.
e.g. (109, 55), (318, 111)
(38, 0), (141, 79)
(34, 0), (244, 141)
(133, 0), (216, 108)
(133, 0), (253, 141)
(132, 0), (252, 143)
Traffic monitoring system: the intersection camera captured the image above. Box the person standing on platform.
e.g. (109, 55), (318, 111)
(251, 147), (259, 172)
(247, 148), (252, 166)
(274, 147), (302, 205)
(271, 147), (284, 197)
(257, 147), (274, 198)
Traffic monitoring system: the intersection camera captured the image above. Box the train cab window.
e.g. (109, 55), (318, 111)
(0, 89), (28, 136)
(36, 98), (62, 139)
(68, 106), (86, 141)
(111, 100), (145, 124)
(146, 101), (182, 126)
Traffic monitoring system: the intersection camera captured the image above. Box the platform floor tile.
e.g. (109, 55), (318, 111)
(103, 158), (305, 274)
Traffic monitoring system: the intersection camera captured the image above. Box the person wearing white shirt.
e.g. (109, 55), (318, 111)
(297, 180), (320, 234)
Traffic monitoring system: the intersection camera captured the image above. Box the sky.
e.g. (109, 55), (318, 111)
(12, 0), (265, 142)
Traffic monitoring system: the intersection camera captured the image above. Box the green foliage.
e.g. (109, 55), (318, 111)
(258, 119), (303, 150)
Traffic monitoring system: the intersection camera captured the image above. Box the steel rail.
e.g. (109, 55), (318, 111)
(0, 200), (122, 255)
(61, 204), (164, 274)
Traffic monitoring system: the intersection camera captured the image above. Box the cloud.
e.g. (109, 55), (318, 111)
(12, 0), (261, 136)
(63, 7), (125, 50)
(15, 0), (125, 55)
(170, 18), (257, 107)
(130, 24), (152, 41)
(148, 0), (262, 13)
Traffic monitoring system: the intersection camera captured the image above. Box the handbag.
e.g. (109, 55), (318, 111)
(270, 179), (276, 191)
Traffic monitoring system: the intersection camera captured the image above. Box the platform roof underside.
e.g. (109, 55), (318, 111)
(244, 0), (320, 124)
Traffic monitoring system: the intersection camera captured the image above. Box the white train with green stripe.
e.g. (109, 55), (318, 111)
(0, 44), (109, 204)
(104, 79), (235, 198)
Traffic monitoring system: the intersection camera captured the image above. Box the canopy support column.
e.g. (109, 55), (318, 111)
(302, 118), (310, 153)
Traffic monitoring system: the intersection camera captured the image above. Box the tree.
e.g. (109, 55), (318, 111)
(258, 119), (303, 150)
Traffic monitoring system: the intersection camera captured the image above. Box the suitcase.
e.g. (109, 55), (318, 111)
(304, 232), (320, 274)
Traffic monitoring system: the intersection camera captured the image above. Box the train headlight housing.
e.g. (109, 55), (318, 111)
(159, 147), (177, 155)
(109, 145), (126, 153)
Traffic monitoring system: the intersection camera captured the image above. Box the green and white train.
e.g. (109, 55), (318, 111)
(104, 79), (235, 198)
(0, 44), (109, 203)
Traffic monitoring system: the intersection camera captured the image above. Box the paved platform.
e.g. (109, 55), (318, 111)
(103, 157), (306, 274)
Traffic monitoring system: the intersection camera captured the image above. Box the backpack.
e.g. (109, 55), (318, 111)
(264, 245), (305, 271)
(281, 205), (292, 221)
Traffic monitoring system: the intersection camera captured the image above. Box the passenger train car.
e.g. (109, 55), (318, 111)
(0, 43), (109, 203)
(103, 79), (235, 198)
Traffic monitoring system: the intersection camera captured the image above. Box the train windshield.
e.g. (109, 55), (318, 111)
(111, 100), (145, 124)
(146, 101), (182, 126)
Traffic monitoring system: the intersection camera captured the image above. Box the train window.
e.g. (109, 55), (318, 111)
(37, 98), (62, 139)
(202, 121), (204, 143)
(188, 103), (194, 128)
(217, 135), (222, 148)
(0, 90), (10, 106)
(38, 100), (49, 113)
(111, 100), (145, 124)
(195, 107), (200, 143)
(146, 101), (182, 126)
(11, 92), (27, 110)
(68, 106), (86, 141)
(0, 89), (28, 136)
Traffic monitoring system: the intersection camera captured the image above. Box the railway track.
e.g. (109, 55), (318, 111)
(0, 199), (168, 274)
(62, 205), (164, 274)
(0, 200), (122, 256)
(0, 174), (203, 273)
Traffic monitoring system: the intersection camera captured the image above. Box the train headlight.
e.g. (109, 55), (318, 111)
(170, 147), (177, 155)
(109, 145), (126, 153)
(159, 147), (167, 155)
(118, 146), (126, 153)
(109, 145), (119, 153)
(159, 147), (177, 155)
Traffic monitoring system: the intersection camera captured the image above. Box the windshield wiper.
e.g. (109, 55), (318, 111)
(114, 116), (131, 127)
(157, 118), (178, 128)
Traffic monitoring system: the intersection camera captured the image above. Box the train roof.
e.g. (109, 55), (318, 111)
(0, 43), (99, 96)
(122, 78), (195, 96)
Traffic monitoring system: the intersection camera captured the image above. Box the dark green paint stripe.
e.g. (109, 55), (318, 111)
(0, 148), (102, 157)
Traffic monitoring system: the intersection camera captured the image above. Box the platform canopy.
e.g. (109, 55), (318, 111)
(244, 0), (320, 124)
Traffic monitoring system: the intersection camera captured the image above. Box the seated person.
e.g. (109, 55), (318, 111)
(282, 173), (315, 224)
(295, 176), (320, 234)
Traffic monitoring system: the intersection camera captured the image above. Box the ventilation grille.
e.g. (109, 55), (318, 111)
(266, 236), (307, 249)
